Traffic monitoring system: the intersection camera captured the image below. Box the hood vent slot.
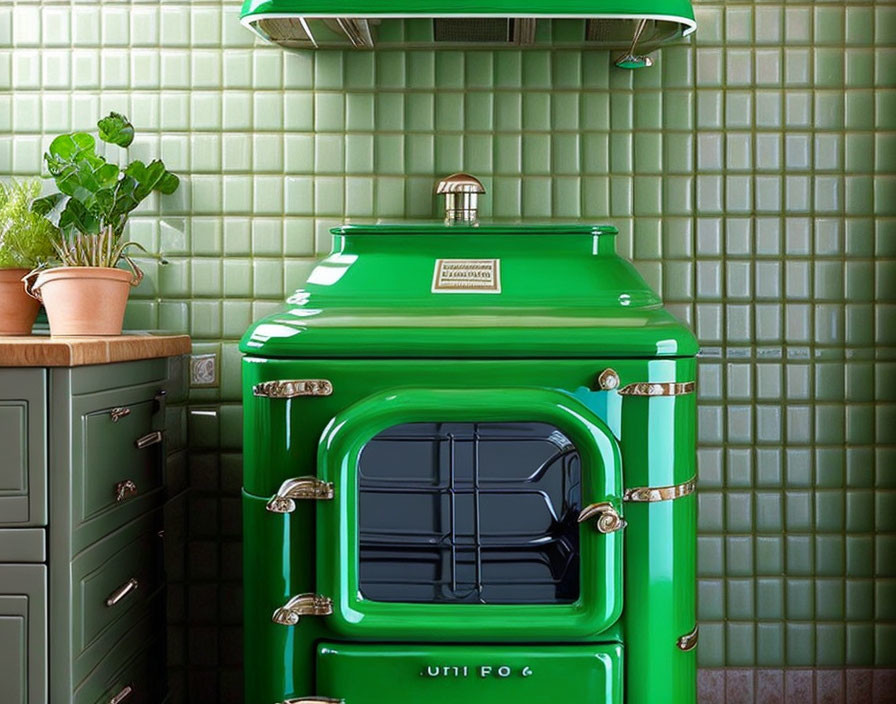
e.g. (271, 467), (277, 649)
(585, 18), (680, 50)
(256, 17), (314, 48)
(334, 18), (374, 48)
(433, 18), (536, 45)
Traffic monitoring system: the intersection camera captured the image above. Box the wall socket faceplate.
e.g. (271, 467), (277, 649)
(190, 353), (218, 387)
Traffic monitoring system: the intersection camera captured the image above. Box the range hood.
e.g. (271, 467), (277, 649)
(240, 0), (695, 68)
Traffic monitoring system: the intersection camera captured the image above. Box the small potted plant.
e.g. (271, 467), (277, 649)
(28, 113), (179, 336)
(0, 178), (57, 334)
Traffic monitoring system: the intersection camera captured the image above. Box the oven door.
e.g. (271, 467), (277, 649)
(314, 387), (623, 640)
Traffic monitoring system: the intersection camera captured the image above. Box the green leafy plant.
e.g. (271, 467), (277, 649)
(0, 178), (58, 269)
(31, 112), (179, 272)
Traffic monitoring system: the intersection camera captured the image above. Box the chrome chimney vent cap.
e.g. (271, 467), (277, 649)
(435, 173), (486, 195)
(435, 173), (486, 226)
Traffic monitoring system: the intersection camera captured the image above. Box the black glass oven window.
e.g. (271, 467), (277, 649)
(357, 422), (581, 604)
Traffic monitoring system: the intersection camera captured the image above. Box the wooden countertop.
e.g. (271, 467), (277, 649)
(0, 334), (192, 367)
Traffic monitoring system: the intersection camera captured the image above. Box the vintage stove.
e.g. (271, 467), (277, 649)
(240, 175), (698, 704)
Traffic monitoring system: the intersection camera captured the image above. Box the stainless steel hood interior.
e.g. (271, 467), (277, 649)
(240, 1), (696, 66)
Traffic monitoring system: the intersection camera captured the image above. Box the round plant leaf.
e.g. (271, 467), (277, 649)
(97, 112), (135, 148)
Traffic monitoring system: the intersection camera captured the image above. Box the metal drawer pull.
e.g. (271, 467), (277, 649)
(624, 478), (696, 503)
(677, 625), (699, 651)
(266, 477), (334, 513)
(272, 593), (333, 626)
(253, 379), (333, 398)
(105, 577), (139, 607)
(114, 480), (138, 503)
(578, 502), (627, 533)
(109, 685), (133, 704)
(134, 430), (163, 449)
(282, 698), (344, 704)
(109, 407), (131, 422)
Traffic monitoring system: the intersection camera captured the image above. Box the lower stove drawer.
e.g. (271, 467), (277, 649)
(313, 642), (622, 704)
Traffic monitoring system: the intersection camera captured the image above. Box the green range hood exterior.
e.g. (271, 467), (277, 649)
(239, 0), (695, 56)
(239, 224), (698, 359)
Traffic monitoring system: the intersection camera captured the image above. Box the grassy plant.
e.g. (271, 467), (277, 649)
(0, 178), (58, 269)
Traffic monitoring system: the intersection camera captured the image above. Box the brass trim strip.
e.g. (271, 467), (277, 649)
(618, 381), (696, 396)
(624, 478), (696, 503)
(272, 593), (334, 626)
(577, 502), (627, 533)
(266, 477), (335, 513)
(677, 625), (699, 652)
(253, 379), (334, 398)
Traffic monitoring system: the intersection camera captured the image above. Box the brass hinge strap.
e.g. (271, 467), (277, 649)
(266, 477), (334, 513)
(677, 625), (699, 652)
(595, 369), (695, 396)
(272, 593), (333, 626)
(618, 381), (696, 396)
(253, 379), (333, 398)
(624, 478), (696, 503)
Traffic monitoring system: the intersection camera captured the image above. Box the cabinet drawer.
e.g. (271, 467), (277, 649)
(74, 635), (164, 704)
(0, 369), (47, 527)
(70, 509), (164, 683)
(0, 564), (47, 704)
(72, 389), (166, 548)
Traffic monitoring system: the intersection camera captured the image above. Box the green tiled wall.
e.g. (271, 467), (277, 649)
(2, 1), (894, 701)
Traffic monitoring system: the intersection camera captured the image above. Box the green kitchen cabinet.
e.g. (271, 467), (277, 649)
(0, 349), (187, 704)
(0, 565), (46, 704)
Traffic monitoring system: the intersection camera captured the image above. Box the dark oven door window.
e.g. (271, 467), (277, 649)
(316, 387), (623, 640)
(358, 422), (581, 605)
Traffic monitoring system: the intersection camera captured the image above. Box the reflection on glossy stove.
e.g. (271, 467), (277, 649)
(240, 174), (699, 704)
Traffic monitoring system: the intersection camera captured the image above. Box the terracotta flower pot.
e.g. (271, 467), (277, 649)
(30, 267), (136, 336)
(0, 268), (41, 335)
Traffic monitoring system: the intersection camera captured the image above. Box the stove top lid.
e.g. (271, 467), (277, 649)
(330, 223), (618, 235)
(240, 223), (697, 359)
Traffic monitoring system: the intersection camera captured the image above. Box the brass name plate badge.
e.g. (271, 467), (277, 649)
(432, 259), (501, 293)
(422, 665), (533, 679)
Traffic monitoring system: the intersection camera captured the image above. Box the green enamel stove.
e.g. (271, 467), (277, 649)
(240, 184), (699, 704)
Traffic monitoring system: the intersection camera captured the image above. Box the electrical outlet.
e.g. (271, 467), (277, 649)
(190, 353), (218, 387)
